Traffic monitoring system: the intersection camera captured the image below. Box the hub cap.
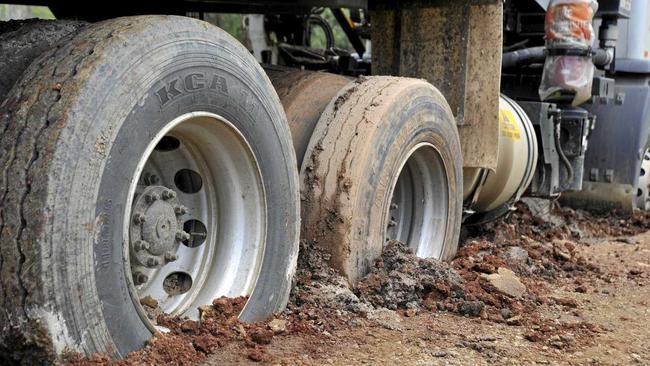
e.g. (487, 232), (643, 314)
(385, 143), (449, 258)
(125, 112), (266, 326)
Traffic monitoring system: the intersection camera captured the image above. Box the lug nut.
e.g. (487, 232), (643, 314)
(133, 240), (149, 251)
(133, 213), (146, 224)
(146, 257), (160, 267)
(145, 193), (160, 203)
(390, 203), (398, 210)
(174, 206), (188, 215)
(133, 272), (148, 285)
(175, 230), (191, 242)
(164, 251), (178, 263)
(145, 174), (160, 185)
(388, 220), (397, 227)
(162, 189), (176, 200)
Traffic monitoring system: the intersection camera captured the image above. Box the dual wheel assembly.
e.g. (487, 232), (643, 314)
(0, 17), (462, 361)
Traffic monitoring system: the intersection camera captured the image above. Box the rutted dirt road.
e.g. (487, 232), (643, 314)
(207, 233), (648, 365)
(68, 203), (650, 365)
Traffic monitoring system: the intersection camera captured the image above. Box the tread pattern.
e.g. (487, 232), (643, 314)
(300, 76), (459, 281)
(0, 19), (86, 104)
(0, 19), (133, 362)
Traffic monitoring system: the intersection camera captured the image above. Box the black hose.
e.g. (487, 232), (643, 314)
(554, 122), (574, 187)
(502, 46), (613, 70)
(502, 46), (546, 70)
(307, 14), (335, 49)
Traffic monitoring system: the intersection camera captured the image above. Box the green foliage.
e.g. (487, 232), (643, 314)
(0, 5), (54, 21)
(310, 8), (353, 51)
(30, 6), (54, 19)
(203, 13), (244, 43)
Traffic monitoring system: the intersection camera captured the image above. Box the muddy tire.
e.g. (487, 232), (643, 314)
(301, 77), (463, 283)
(265, 67), (351, 166)
(0, 16), (299, 361)
(0, 19), (86, 103)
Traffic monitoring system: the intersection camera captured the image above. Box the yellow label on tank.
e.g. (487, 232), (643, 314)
(500, 109), (521, 140)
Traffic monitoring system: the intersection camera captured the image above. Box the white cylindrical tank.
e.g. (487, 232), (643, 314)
(463, 95), (539, 214)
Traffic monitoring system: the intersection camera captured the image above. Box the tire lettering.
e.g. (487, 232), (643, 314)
(209, 75), (228, 94)
(155, 73), (230, 107)
(185, 73), (206, 91)
(97, 200), (113, 270)
(155, 79), (182, 106)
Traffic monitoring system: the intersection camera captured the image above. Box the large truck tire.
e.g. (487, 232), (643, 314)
(0, 15), (299, 361)
(0, 19), (86, 103)
(265, 67), (351, 166)
(301, 76), (463, 283)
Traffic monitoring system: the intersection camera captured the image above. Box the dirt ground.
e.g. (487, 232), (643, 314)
(67, 202), (650, 366)
(203, 234), (649, 366)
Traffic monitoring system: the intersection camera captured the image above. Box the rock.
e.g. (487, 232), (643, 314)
(140, 295), (158, 308)
(193, 334), (218, 354)
(501, 246), (529, 264)
(458, 301), (484, 317)
(250, 328), (274, 345)
(552, 240), (573, 261)
(248, 347), (265, 362)
(180, 320), (199, 333)
(432, 351), (448, 357)
(366, 308), (402, 330)
(198, 305), (215, 321)
(268, 318), (288, 334)
(212, 297), (234, 315)
(481, 268), (527, 298)
(553, 297), (578, 308)
(506, 315), (522, 325)
(405, 308), (417, 317)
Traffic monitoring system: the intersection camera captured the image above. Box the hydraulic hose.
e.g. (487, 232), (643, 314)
(502, 46), (613, 70)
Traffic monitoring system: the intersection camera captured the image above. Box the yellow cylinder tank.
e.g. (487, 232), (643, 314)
(463, 95), (538, 214)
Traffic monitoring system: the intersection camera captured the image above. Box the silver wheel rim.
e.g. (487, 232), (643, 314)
(385, 143), (449, 258)
(637, 149), (650, 210)
(123, 112), (266, 328)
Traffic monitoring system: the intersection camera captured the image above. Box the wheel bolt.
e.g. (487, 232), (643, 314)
(390, 203), (398, 210)
(133, 240), (149, 251)
(145, 193), (160, 203)
(146, 257), (160, 267)
(146, 174), (160, 185)
(133, 272), (148, 285)
(133, 213), (146, 224)
(175, 230), (191, 242)
(164, 251), (178, 263)
(174, 206), (188, 215)
(388, 220), (397, 227)
(162, 189), (176, 200)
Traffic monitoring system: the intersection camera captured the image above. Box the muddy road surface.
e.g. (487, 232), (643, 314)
(67, 203), (650, 365)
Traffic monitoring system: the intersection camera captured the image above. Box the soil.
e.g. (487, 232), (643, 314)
(64, 201), (650, 365)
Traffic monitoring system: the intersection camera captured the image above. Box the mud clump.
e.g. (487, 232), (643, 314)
(64, 297), (288, 365)
(355, 241), (465, 311)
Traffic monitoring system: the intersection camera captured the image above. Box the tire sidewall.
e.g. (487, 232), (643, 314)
(353, 86), (463, 275)
(57, 18), (297, 356)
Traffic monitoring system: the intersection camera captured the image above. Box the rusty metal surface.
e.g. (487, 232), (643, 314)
(370, 0), (502, 170)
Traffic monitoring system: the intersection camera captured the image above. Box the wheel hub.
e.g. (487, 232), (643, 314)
(130, 186), (187, 270)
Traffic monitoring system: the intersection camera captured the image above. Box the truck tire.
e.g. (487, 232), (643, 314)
(301, 76), (463, 283)
(265, 67), (351, 166)
(0, 15), (299, 361)
(0, 19), (86, 103)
